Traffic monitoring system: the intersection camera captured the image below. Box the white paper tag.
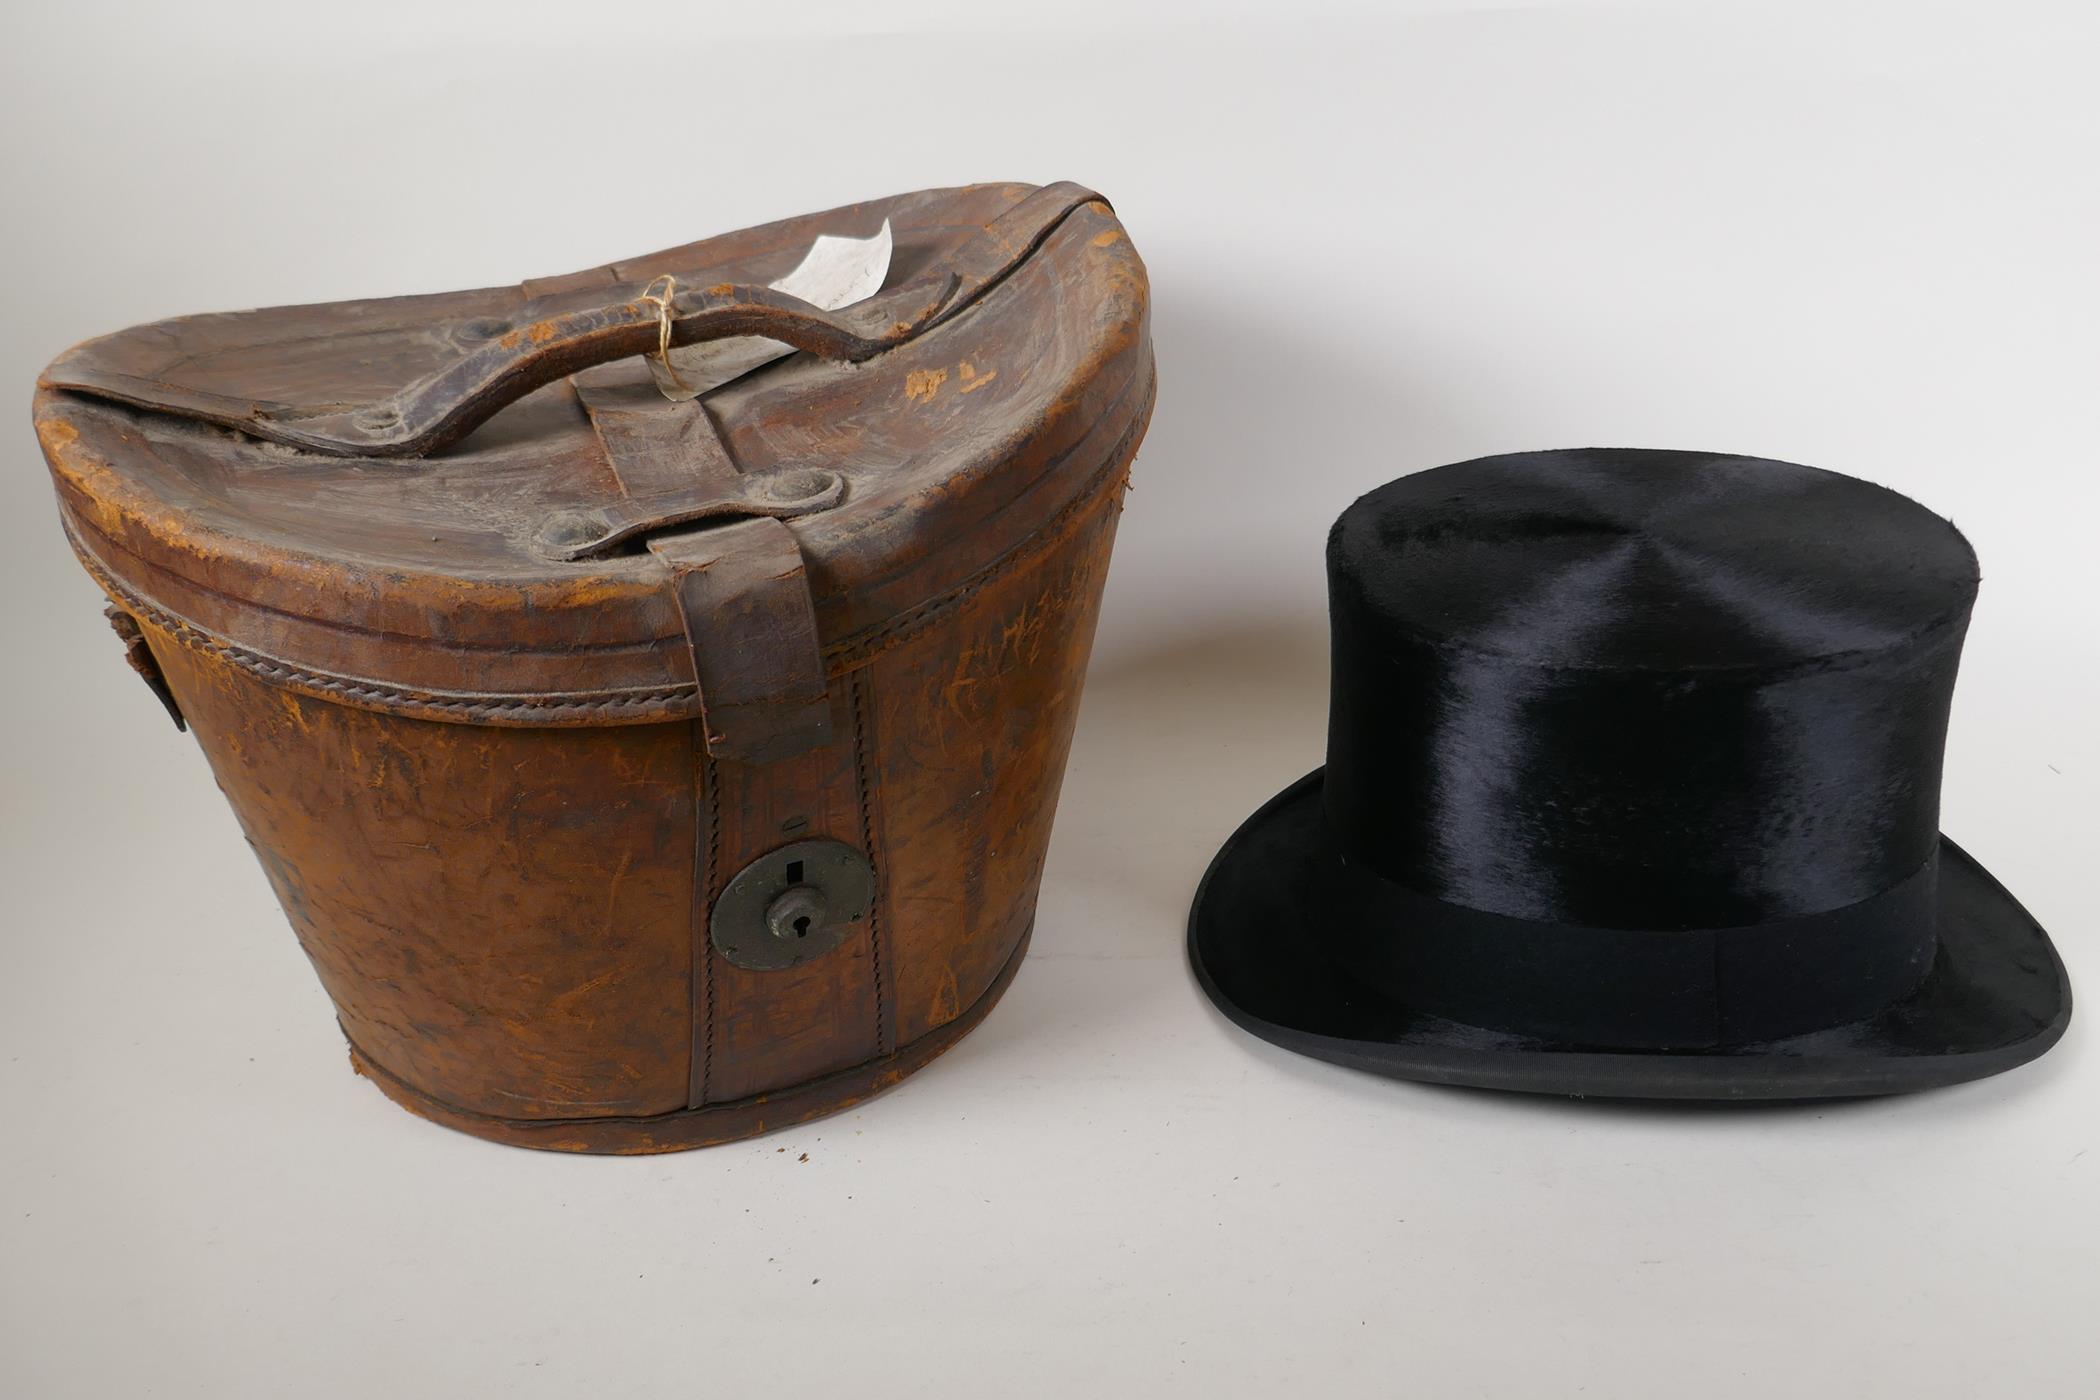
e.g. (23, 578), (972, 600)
(648, 219), (893, 401)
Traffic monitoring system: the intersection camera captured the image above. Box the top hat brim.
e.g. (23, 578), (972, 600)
(1189, 770), (2071, 1100)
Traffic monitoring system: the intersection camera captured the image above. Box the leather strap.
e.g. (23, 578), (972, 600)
(535, 184), (1110, 761)
(515, 184), (1106, 761)
(646, 518), (832, 764)
(557, 365), (833, 760)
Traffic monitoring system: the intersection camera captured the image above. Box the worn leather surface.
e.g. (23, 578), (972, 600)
(39, 183), (1155, 1150)
(38, 183), (1151, 721)
(648, 517), (833, 763)
(125, 470), (1133, 1143)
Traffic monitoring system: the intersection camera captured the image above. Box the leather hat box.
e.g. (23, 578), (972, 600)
(36, 181), (1154, 1152)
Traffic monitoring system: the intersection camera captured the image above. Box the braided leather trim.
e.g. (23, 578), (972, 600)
(69, 542), (702, 725)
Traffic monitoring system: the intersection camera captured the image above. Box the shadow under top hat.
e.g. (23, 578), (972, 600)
(1190, 448), (2069, 1099)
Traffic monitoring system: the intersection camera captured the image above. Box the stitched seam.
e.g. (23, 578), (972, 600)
(69, 541), (700, 720)
(850, 671), (891, 1056)
(698, 752), (721, 1107)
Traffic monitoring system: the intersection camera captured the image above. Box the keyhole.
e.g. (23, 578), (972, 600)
(760, 864), (828, 949)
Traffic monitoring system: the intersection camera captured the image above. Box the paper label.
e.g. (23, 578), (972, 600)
(648, 219), (893, 401)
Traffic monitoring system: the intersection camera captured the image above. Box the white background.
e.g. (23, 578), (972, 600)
(3, 2), (2095, 1395)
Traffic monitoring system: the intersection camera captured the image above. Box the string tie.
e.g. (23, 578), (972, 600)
(637, 274), (689, 392)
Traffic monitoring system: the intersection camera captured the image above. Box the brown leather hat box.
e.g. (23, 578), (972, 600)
(34, 181), (1154, 1153)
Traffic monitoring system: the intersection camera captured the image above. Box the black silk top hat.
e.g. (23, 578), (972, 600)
(1189, 448), (2070, 1099)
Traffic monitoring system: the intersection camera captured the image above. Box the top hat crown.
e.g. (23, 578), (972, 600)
(1325, 447), (1974, 935)
(1190, 448), (2069, 1098)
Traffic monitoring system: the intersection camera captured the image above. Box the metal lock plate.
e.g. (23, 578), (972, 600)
(709, 838), (876, 971)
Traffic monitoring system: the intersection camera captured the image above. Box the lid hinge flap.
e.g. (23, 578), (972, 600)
(104, 605), (186, 731)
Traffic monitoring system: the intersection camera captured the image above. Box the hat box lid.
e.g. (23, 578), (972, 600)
(35, 183), (1153, 735)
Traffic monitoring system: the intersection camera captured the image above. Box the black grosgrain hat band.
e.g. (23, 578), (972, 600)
(1323, 848), (1939, 1050)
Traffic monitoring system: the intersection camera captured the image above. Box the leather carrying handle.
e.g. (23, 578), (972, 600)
(245, 277), (960, 460)
(41, 182), (1109, 461)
